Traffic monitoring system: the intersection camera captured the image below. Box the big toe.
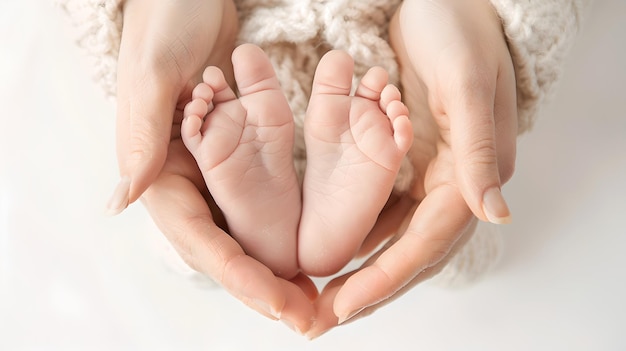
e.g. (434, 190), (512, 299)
(231, 44), (281, 96)
(311, 50), (354, 96)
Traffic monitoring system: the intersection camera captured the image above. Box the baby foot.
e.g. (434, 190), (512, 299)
(181, 44), (301, 279)
(298, 50), (413, 276)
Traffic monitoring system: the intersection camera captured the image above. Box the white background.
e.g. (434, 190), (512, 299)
(1, 1), (625, 350)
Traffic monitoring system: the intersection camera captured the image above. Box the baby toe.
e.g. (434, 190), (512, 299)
(192, 82), (214, 103)
(385, 100), (410, 121)
(183, 98), (209, 119)
(356, 66), (388, 101)
(379, 84), (402, 112)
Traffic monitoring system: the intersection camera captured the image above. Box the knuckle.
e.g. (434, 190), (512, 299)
(127, 117), (170, 163)
(164, 223), (201, 273)
(405, 228), (455, 269)
(462, 138), (498, 169)
(425, 244), (455, 268)
(128, 131), (156, 162)
(180, 213), (223, 275)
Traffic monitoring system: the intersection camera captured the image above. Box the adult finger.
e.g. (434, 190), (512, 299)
(105, 0), (205, 215)
(140, 167), (316, 331)
(437, 62), (513, 224)
(104, 38), (181, 215)
(332, 184), (473, 324)
(115, 76), (178, 210)
(492, 58), (518, 185)
(307, 215), (476, 339)
(356, 194), (416, 258)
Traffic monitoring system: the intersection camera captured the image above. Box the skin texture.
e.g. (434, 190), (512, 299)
(181, 44), (301, 279)
(299, 50), (413, 277)
(181, 46), (411, 279)
(107, 0), (518, 338)
(306, 0), (518, 337)
(111, 1), (318, 332)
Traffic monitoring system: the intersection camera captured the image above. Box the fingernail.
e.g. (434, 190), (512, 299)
(337, 307), (364, 325)
(252, 299), (281, 320)
(105, 177), (131, 216)
(482, 187), (512, 224)
(281, 319), (304, 336)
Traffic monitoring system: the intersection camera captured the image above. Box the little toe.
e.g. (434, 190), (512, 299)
(181, 110), (205, 152)
(311, 50), (354, 96)
(385, 100), (413, 152)
(355, 66), (388, 101)
(392, 115), (413, 153)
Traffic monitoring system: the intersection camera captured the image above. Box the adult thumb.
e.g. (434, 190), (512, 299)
(105, 79), (176, 216)
(446, 81), (513, 225)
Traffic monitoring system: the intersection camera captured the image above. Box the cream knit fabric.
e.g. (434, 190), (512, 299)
(56, 0), (590, 287)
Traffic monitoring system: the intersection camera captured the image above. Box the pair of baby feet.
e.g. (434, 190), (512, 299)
(181, 44), (413, 278)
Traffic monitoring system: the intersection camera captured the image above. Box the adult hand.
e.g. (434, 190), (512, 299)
(106, 0), (238, 214)
(104, 0), (318, 334)
(139, 137), (318, 334)
(307, 0), (518, 337)
(394, 0), (518, 224)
